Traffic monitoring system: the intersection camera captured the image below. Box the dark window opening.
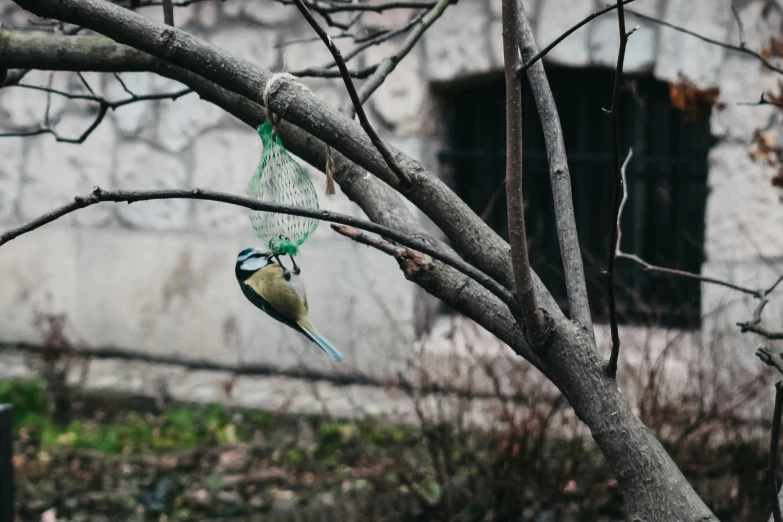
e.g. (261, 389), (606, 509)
(438, 66), (713, 329)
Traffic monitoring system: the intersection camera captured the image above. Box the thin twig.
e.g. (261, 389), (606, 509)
(161, 0), (174, 26)
(516, 0), (637, 77)
(354, 0), (451, 106)
(502, 0), (546, 342)
(739, 93), (783, 108)
(516, 0), (593, 336)
(738, 323), (783, 340)
(290, 0), (413, 186)
(769, 381), (783, 522)
(731, 0), (746, 48)
(0, 187), (523, 321)
(605, 0), (631, 379)
(0, 86), (191, 143)
(627, 8), (783, 77)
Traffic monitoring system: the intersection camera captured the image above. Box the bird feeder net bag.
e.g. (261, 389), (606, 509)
(247, 122), (320, 256)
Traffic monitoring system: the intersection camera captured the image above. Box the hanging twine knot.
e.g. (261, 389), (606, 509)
(262, 72), (298, 135)
(261, 72), (336, 197)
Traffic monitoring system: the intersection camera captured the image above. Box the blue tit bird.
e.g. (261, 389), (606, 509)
(235, 247), (344, 362)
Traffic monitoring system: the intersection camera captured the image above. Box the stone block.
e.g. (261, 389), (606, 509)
(704, 142), (783, 263)
(589, 0), (662, 72)
(21, 118), (116, 227)
(423, 0), (494, 82)
(104, 72), (157, 137)
(536, 0), (594, 67)
(363, 40), (427, 135)
(242, 0), (300, 24)
(115, 142), (190, 230)
(71, 228), (245, 364)
(192, 128), (260, 232)
(156, 91), (226, 152)
(0, 227), (78, 345)
(210, 23), (280, 69)
(654, 0), (733, 87)
(0, 137), (23, 222)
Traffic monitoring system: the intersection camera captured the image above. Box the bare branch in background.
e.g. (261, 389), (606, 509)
(605, 0), (633, 379)
(290, 6), (432, 77)
(290, 0), (413, 188)
(516, 0), (637, 77)
(353, 0), (451, 107)
(769, 382), (783, 522)
(739, 93), (783, 108)
(627, 8), (783, 77)
(731, 0), (746, 48)
(516, 0), (593, 337)
(502, 0), (546, 342)
(0, 80), (191, 143)
(161, 0), (174, 26)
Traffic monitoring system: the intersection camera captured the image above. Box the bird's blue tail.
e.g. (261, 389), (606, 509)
(300, 327), (344, 362)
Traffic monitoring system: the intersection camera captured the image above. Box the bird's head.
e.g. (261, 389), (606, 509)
(235, 246), (274, 279)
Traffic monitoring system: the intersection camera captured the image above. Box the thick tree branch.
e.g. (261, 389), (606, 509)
(605, 0), (632, 379)
(516, 0), (593, 337)
(502, 0), (546, 343)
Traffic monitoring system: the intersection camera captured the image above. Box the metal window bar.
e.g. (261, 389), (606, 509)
(439, 67), (712, 329)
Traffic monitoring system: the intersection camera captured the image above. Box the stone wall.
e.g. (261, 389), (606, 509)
(1, 0), (783, 415)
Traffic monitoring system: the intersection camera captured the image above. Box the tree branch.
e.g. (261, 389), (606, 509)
(516, 0), (637, 77)
(516, 0), (593, 337)
(605, 0), (632, 379)
(627, 8), (783, 77)
(502, 0), (546, 343)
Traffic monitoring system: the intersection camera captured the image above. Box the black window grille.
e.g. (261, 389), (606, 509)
(438, 66), (713, 329)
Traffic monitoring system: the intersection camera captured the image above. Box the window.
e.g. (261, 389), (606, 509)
(438, 66), (713, 329)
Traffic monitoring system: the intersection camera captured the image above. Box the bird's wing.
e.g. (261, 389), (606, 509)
(240, 279), (301, 331)
(243, 264), (308, 327)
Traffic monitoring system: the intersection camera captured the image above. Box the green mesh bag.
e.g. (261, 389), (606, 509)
(247, 122), (319, 256)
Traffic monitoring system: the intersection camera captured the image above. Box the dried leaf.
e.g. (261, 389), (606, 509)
(669, 74), (720, 122)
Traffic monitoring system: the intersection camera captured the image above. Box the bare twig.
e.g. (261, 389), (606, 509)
(516, 0), (593, 336)
(279, 0), (436, 13)
(738, 323), (783, 340)
(516, 0), (637, 77)
(161, 0), (174, 26)
(0, 187), (523, 321)
(627, 8), (783, 77)
(769, 381), (783, 522)
(354, 0), (451, 106)
(290, 0), (413, 186)
(291, 7), (430, 75)
(731, 0), (746, 48)
(739, 93), (783, 108)
(605, 0), (631, 379)
(503, 0), (545, 342)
